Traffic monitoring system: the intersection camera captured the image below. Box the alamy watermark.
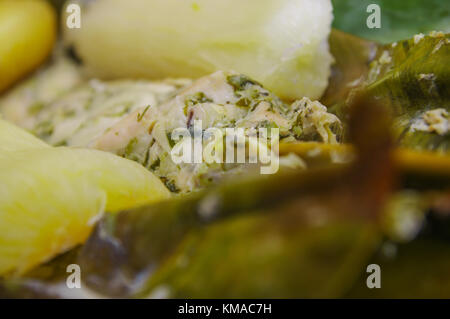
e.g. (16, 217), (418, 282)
(170, 120), (280, 175)
(366, 264), (381, 289)
(66, 3), (81, 29)
(66, 264), (81, 289)
(367, 4), (381, 29)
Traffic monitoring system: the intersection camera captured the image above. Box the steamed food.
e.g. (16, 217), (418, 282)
(0, 55), (83, 130)
(2, 67), (341, 193)
(0, 0), (449, 299)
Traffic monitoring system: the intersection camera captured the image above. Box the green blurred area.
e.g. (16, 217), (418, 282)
(332, 0), (450, 43)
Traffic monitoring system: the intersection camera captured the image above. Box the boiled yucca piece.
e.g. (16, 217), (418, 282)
(64, 0), (333, 100)
(0, 124), (170, 276)
(0, 118), (49, 155)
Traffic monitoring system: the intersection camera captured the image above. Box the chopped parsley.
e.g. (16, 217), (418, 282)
(227, 74), (262, 91)
(149, 158), (161, 170)
(124, 137), (138, 157)
(161, 177), (180, 193)
(167, 132), (176, 148)
(184, 92), (213, 115)
(28, 102), (45, 115)
(227, 74), (287, 113)
(137, 105), (151, 122)
(33, 120), (54, 139)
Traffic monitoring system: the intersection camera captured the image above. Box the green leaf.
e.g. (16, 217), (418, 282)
(142, 216), (379, 298)
(346, 238), (450, 298)
(332, 0), (450, 44)
(327, 32), (450, 153)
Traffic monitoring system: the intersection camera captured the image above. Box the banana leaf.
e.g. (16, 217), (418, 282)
(346, 238), (450, 298)
(321, 30), (379, 109)
(142, 190), (450, 298)
(326, 32), (449, 152)
(138, 211), (379, 298)
(347, 202), (450, 298)
(366, 34), (449, 152)
(280, 143), (450, 190)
